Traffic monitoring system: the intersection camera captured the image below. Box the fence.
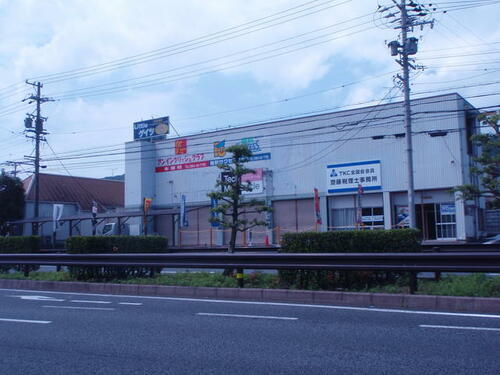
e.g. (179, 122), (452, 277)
(1, 252), (500, 293)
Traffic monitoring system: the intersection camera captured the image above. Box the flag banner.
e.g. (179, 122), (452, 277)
(314, 188), (321, 225)
(52, 204), (64, 232)
(180, 195), (189, 227)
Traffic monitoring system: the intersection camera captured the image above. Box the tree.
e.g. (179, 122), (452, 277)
(0, 171), (25, 235)
(208, 144), (271, 253)
(454, 113), (499, 208)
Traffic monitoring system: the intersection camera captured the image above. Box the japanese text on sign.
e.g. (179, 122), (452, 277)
(326, 160), (381, 194)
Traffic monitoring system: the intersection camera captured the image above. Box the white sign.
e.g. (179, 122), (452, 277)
(326, 160), (381, 194)
(440, 204), (455, 216)
(242, 168), (264, 195)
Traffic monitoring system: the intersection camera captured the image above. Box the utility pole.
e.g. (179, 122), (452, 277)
(379, 0), (434, 229)
(23, 81), (54, 235)
(1, 161), (33, 177)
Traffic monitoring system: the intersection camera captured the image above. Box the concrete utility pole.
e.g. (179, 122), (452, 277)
(23, 81), (54, 235)
(380, 0), (434, 228)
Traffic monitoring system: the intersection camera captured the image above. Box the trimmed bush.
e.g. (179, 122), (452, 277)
(0, 236), (41, 253)
(280, 229), (421, 254)
(65, 236), (168, 281)
(0, 236), (41, 273)
(278, 229), (421, 290)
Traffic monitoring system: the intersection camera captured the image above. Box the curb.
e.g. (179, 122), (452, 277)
(1, 279), (499, 314)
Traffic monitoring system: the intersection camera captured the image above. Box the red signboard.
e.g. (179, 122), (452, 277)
(155, 161), (210, 173)
(175, 139), (187, 155)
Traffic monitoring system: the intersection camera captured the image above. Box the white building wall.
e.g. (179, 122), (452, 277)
(124, 93), (479, 240)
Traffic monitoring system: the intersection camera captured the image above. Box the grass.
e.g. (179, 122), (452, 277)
(1, 271), (499, 298)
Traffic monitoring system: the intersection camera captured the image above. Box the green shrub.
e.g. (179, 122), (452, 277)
(280, 229), (421, 253)
(65, 235), (168, 281)
(278, 229), (421, 290)
(0, 236), (41, 273)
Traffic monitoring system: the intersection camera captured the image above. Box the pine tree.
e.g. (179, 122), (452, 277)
(208, 144), (271, 253)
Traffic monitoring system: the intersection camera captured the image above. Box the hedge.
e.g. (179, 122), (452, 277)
(65, 236), (168, 280)
(280, 229), (421, 254)
(278, 229), (421, 290)
(0, 236), (41, 274)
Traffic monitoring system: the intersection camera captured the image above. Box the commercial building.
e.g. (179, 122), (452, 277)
(125, 93), (487, 246)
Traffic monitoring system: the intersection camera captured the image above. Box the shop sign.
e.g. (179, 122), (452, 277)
(213, 140), (226, 157)
(242, 137), (261, 153)
(362, 215), (384, 223)
(175, 139), (187, 155)
(326, 160), (381, 194)
(220, 169), (264, 195)
(133, 116), (169, 140)
(242, 168), (264, 194)
(210, 152), (271, 166)
(440, 204), (455, 216)
(156, 153), (206, 172)
(156, 152), (271, 173)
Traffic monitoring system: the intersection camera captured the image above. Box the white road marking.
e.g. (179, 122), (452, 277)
(42, 305), (115, 311)
(3, 288), (500, 319)
(11, 295), (65, 302)
(0, 318), (51, 324)
(70, 300), (112, 304)
(420, 324), (500, 332)
(197, 313), (297, 320)
(118, 302), (143, 306)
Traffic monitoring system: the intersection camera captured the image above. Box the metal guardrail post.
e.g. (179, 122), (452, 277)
(409, 272), (418, 294)
(236, 268), (244, 288)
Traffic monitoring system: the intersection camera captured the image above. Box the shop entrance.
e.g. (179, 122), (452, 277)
(416, 203), (456, 240)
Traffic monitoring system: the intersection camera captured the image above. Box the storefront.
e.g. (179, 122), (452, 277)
(125, 93), (482, 244)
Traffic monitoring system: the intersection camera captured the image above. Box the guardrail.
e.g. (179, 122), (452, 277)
(2, 252), (500, 294)
(1, 252), (499, 272)
(37, 243), (499, 254)
(421, 243), (500, 252)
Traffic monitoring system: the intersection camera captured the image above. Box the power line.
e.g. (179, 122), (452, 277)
(31, 0), (350, 83)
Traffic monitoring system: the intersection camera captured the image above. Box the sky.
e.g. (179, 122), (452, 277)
(0, 0), (499, 179)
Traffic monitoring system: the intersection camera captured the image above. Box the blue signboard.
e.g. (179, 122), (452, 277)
(326, 160), (382, 194)
(133, 116), (170, 140)
(209, 152), (271, 166)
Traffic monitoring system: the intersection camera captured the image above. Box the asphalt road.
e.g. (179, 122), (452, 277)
(1, 288), (499, 375)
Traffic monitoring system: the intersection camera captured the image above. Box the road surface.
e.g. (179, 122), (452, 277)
(1, 288), (499, 374)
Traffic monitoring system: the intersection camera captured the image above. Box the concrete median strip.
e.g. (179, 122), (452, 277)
(0, 279), (499, 314)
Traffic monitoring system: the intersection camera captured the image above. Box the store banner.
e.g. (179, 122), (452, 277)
(210, 198), (219, 227)
(143, 197), (153, 214)
(327, 160), (381, 194)
(52, 204), (64, 232)
(180, 195), (189, 227)
(314, 188), (321, 225)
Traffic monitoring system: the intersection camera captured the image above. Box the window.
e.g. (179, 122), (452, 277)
(361, 207), (384, 229)
(330, 208), (356, 230)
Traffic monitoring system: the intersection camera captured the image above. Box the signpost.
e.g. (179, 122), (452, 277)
(133, 116), (169, 141)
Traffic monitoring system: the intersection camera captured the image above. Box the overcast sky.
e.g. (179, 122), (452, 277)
(0, 0), (498, 179)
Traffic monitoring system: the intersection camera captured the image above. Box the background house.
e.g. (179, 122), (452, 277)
(21, 173), (124, 245)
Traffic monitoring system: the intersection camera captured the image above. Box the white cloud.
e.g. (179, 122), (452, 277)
(0, 0), (499, 177)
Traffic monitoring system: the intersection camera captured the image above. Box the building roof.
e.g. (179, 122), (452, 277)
(23, 173), (124, 211)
